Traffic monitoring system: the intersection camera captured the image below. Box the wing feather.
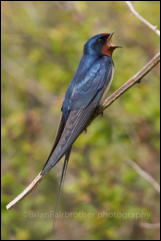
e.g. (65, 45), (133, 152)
(41, 101), (96, 175)
(62, 56), (113, 113)
(42, 114), (65, 169)
(41, 56), (114, 175)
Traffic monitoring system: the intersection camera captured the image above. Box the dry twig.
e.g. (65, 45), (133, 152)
(140, 222), (160, 229)
(126, 159), (160, 193)
(126, 1), (160, 36)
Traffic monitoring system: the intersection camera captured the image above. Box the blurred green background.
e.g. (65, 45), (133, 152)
(2, 1), (160, 240)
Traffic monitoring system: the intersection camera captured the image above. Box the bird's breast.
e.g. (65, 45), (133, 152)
(100, 64), (114, 104)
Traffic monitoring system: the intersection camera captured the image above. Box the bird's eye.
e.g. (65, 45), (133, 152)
(99, 36), (107, 42)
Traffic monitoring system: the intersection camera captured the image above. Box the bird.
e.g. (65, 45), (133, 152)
(41, 32), (120, 202)
(6, 32), (121, 210)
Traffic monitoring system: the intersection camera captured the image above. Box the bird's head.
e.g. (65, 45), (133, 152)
(84, 32), (121, 57)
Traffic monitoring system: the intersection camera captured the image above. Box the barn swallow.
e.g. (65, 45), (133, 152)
(6, 32), (121, 211)
(40, 32), (120, 202)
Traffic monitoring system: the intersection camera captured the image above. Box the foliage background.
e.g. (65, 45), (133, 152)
(2, 1), (160, 240)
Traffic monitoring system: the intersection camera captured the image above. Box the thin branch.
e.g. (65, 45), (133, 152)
(140, 222), (160, 229)
(126, 159), (160, 193)
(126, 1), (160, 36)
(116, 145), (160, 194)
(6, 172), (43, 210)
(6, 52), (160, 210)
(97, 52), (160, 114)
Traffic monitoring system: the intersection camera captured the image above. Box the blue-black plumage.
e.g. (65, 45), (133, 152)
(41, 32), (119, 176)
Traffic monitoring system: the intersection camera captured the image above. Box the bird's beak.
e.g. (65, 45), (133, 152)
(108, 31), (115, 40)
(106, 31), (114, 45)
(113, 46), (122, 49)
(107, 32), (122, 49)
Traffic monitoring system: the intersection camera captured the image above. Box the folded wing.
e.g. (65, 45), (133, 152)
(41, 56), (114, 175)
